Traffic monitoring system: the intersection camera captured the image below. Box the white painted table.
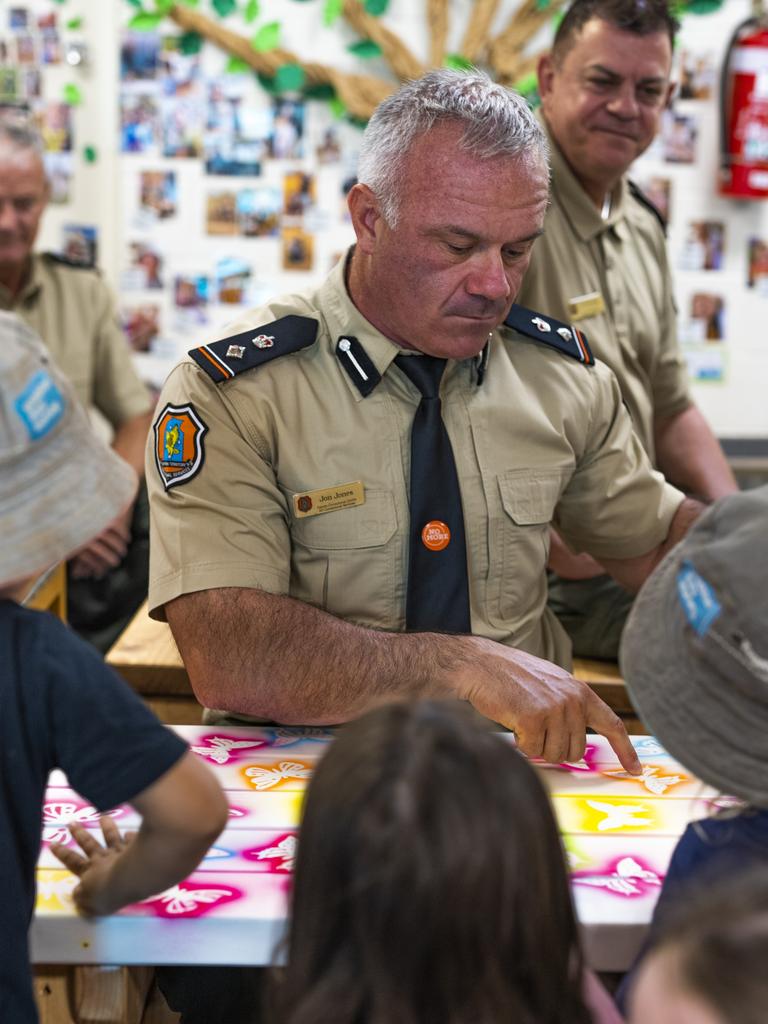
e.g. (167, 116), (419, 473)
(31, 726), (717, 973)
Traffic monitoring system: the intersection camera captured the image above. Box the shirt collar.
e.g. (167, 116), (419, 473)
(0, 255), (43, 310)
(543, 117), (629, 243)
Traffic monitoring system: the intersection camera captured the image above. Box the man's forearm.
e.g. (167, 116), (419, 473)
(654, 405), (738, 501)
(113, 410), (153, 479)
(166, 588), (464, 722)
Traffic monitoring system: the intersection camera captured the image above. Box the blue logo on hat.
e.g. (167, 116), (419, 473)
(676, 561), (721, 636)
(14, 370), (65, 441)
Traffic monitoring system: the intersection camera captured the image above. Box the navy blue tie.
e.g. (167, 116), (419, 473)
(395, 355), (471, 633)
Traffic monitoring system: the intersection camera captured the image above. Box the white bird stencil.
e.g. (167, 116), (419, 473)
(192, 737), (265, 764)
(574, 857), (662, 897)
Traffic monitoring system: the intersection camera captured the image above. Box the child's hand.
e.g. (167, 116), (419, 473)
(49, 816), (135, 917)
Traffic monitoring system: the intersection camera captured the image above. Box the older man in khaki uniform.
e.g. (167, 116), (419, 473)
(0, 117), (152, 650)
(517, 0), (737, 659)
(148, 69), (705, 783)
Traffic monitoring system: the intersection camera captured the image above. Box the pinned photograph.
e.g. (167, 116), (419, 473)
(661, 110), (697, 164)
(40, 32), (61, 64)
(37, 12), (57, 31)
(162, 95), (203, 158)
(0, 68), (19, 101)
(747, 238), (768, 295)
(282, 227), (314, 272)
(44, 151), (72, 204)
(268, 97), (303, 159)
(139, 170), (177, 219)
(206, 191), (237, 236)
(237, 186), (281, 237)
(283, 171), (316, 218)
(215, 257), (252, 304)
(158, 34), (201, 97)
(684, 348), (725, 383)
(126, 241), (164, 289)
(23, 68), (41, 99)
(204, 79), (268, 176)
(120, 30), (160, 82)
(679, 221), (725, 271)
(9, 8), (29, 30)
(677, 50), (716, 100)
(340, 171), (357, 220)
(37, 102), (72, 152)
(174, 274), (209, 316)
(635, 175), (671, 226)
(316, 126), (341, 164)
(683, 292), (725, 343)
(120, 93), (160, 153)
(61, 224), (97, 266)
(121, 303), (161, 351)
(15, 34), (35, 65)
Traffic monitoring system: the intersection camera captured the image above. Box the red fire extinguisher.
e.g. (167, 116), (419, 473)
(720, 10), (768, 199)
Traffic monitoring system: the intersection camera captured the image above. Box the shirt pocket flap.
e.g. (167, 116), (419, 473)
(291, 489), (398, 550)
(498, 470), (564, 526)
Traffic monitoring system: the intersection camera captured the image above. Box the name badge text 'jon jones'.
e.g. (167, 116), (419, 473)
(293, 481), (365, 518)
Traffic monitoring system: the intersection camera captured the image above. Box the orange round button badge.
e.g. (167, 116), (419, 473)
(421, 520), (451, 551)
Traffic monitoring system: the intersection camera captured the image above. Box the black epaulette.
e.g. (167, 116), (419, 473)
(189, 314), (318, 383)
(628, 179), (667, 237)
(503, 305), (594, 366)
(43, 251), (96, 270)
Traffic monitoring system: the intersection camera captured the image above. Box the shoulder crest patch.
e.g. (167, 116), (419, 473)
(189, 314), (318, 383)
(503, 305), (594, 366)
(153, 403), (207, 490)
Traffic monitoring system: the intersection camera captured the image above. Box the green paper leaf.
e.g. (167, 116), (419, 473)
(274, 63), (305, 92)
(364, 0), (388, 14)
(128, 12), (164, 29)
(304, 81), (335, 100)
(178, 30), (204, 54)
(244, 0), (260, 23)
(347, 39), (382, 58)
(513, 72), (538, 96)
(65, 16), (83, 29)
(444, 53), (474, 71)
(63, 82), (82, 105)
(125, 0), (143, 7)
(534, 0), (553, 9)
(252, 21), (281, 52)
(226, 56), (251, 72)
(680, 0), (724, 12)
(329, 96), (346, 119)
(155, 0), (175, 12)
(83, 144), (98, 163)
(211, 0), (237, 15)
(323, 0), (343, 25)
(179, 0), (200, 6)
(257, 71), (278, 94)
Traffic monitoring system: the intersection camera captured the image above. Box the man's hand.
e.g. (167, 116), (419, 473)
(460, 638), (641, 774)
(70, 506), (133, 580)
(49, 816), (134, 917)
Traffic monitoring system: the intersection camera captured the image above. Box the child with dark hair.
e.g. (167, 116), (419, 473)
(627, 868), (768, 1024)
(0, 311), (228, 1023)
(271, 700), (622, 1024)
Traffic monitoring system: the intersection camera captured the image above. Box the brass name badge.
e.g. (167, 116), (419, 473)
(293, 480), (365, 518)
(568, 291), (606, 321)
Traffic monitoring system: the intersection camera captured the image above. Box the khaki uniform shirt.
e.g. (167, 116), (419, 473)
(147, 255), (683, 670)
(0, 254), (150, 428)
(517, 129), (691, 465)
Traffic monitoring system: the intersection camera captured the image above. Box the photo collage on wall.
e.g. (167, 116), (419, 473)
(117, 26), (358, 361)
(0, 6), (81, 203)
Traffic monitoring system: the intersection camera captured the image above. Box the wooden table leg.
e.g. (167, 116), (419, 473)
(34, 965), (156, 1024)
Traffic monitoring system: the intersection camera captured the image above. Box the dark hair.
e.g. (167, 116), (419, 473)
(552, 0), (679, 63)
(271, 701), (592, 1024)
(642, 868), (768, 1024)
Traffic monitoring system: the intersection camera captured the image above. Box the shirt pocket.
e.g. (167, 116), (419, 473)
(488, 469), (565, 627)
(289, 489), (399, 627)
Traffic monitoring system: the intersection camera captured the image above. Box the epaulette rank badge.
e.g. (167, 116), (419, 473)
(189, 314), (318, 383)
(503, 305), (595, 366)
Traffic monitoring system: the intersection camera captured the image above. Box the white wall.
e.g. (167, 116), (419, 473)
(19, 0), (768, 437)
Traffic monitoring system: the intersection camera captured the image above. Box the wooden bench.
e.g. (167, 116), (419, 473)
(107, 601), (643, 731)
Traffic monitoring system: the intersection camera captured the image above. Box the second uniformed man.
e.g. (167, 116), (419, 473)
(147, 69), (702, 771)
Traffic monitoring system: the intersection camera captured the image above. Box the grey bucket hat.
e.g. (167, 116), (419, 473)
(0, 310), (137, 588)
(620, 485), (768, 807)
